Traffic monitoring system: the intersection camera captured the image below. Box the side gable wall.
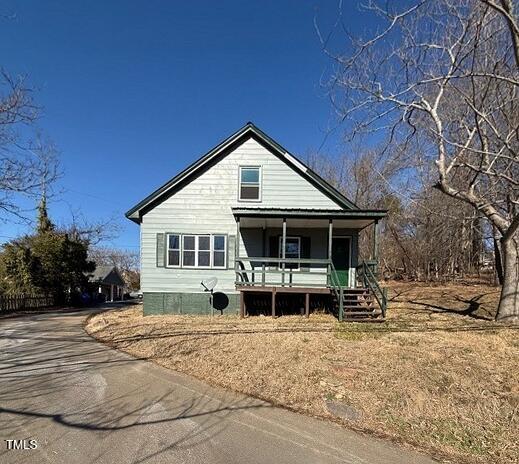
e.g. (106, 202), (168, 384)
(141, 137), (341, 294)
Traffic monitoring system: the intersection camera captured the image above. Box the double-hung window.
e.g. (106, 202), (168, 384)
(167, 234), (180, 267)
(182, 235), (196, 267)
(279, 236), (301, 270)
(198, 235), (211, 267)
(212, 235), (226, 268)
(166, 233), (227, 268)
(239, 166), (261, 201)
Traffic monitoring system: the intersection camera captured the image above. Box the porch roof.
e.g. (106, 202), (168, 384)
(232, 207), (386, 220)
(232, 207), (387, 229)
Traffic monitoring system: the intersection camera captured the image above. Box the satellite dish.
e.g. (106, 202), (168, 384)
(201, 277), (218, 292)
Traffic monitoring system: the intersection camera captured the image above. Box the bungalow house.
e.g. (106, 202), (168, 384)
(126, 123), (387, 320)
(88, 265), (126, 302)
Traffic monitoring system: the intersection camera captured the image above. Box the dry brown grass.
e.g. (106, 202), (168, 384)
(86, 282), (519, 464)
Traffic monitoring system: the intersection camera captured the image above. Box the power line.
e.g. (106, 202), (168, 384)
(63, 187), (129, 209)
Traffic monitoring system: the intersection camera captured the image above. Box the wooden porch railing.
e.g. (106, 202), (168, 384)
(235, 257), (347, 320)
(356, 261), (387, 317)
(235, 258), (387, 321)
(235, 257), (333, 288)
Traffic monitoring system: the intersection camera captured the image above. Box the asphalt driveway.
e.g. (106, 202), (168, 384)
(0, 307), (437, 464)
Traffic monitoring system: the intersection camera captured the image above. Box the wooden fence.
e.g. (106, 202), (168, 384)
(0, 295), (56, 313)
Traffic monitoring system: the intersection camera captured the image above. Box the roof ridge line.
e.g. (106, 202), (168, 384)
(126, 123), (361, 223)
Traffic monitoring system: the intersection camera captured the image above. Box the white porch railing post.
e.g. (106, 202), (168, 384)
(372, 219), (379, 276)
(236, 217), (240, 260)
(328, 219), (333, 259)
(235, 216), (241, 283)
(328, 219), (334, 287)
(281, 218), (287, 286)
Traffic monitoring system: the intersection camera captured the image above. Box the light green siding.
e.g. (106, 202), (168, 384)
(140, 137), (342, 295)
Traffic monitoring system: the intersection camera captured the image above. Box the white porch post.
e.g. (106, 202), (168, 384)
(262, 225), (266, 257)
(281, 218), (287, 286)
(235, 216), (240, 261)
(373, 219), (379, 276)
(235, 216), (240, 288)
(110, 284), (114, 302)
(328, 219), (334, 284)
(236, 216), (243, 317)
(328, 219), (333, 260)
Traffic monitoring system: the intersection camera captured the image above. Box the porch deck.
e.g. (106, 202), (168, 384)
(235, 257), (387, 320)
(233, 208), (387, 320)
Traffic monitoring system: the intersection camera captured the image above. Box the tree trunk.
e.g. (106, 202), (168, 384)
(496, 237), (519, 322)
(471, 215), (482, 275)
(493, 225), (504, 286)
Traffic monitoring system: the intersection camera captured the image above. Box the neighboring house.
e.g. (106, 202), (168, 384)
(88, 265), (125, 302)
(126, 123), (387, 319)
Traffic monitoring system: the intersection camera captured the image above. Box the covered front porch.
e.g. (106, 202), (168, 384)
(233, 208), (387, 320)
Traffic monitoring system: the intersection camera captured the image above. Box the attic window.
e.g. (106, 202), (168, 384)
(239, 166), (261, 201)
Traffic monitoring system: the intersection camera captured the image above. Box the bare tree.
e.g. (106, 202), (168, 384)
(61, 210), (121, 246)
(319, 0), (519, 321)
(89, 247), (140, 290)
(0, 71), (59, 220)
(309, 144), (488, 283)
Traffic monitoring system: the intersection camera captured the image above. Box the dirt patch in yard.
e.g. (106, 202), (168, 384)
(86, 283), (519, 464)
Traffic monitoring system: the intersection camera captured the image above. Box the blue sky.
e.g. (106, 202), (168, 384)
(0, 0), (372, 250)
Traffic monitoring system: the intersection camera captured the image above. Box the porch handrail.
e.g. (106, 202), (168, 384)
(327, 260), (344, 321)
(357, 261), (387, 317)
(237, 257), (333, 264)
(235, 257), (342, 286)
(235, 257), (346, 320)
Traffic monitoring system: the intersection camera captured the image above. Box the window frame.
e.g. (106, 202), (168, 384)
(238, 166), (262, 202)
(278, 236), (301, 271)
(197, 235), (211, 268)
(166, 233), (181, 268)
(212, 234), (227, 269)
(166, 233), (227, 269)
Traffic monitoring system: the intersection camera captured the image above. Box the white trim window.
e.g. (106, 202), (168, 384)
(279, 236), (301, 270)
(182, 235), (197, 267)
(167, 234), (180, 267)
(212, 235), (227, 268)
(198, 235), (211, 267)
(239, 166), (261, 201)
(167, 233), (227, 269)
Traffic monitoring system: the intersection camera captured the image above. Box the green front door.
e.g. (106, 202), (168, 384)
(332, 237), (351, 287)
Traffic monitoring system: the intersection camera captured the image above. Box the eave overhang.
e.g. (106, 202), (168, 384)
(232, 207), (387, 220)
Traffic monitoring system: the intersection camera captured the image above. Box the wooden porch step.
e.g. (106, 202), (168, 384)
(333, 291), (373, 297)
(331, 285), (385, 320)
(343, 308), (375, 312)
(344, 311), (381, 317)
(342, 308), (382, 314)
(341, 300), (372, 304)
(343, 305), (376, 310)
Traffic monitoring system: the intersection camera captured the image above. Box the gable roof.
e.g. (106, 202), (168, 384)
(126, 122), (359, 223)
(88, 265), (125, 286)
